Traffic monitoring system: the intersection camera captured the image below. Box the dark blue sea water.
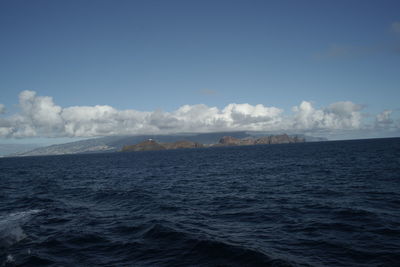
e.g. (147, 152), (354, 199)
(1, 138), (400, 266)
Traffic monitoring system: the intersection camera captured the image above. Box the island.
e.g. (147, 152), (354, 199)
(121, 134), (305, 152)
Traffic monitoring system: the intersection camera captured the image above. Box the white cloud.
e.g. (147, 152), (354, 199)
(0, 104), (5, 114)
(292, 101), (362, 130)
(375, 110), (394, 128)
(0, 90), (395, 138)
(18, 90), (64, 132)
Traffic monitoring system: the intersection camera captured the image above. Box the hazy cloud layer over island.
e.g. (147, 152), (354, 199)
(0, 91), (398, 138)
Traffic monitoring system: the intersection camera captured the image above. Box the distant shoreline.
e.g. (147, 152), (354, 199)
(121, 134), (305, 152)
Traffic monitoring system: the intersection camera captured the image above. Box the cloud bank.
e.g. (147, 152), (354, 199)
(0, 91), (397, 138)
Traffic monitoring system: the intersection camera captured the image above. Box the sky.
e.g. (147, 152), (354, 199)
(0, 0), (399, 144)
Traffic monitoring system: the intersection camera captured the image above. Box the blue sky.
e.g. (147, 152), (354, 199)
(0, 0), (399, 144)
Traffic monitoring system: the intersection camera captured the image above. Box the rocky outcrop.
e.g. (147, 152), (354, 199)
(218, 136), (242, 145)
(254, 137), (270, 144)
(162, 140), (203, 150)
(218, 136), (257, 146)
(121, 134), (305, 152)
(269, 134), (291, 144)
(121, 139), (166, 152)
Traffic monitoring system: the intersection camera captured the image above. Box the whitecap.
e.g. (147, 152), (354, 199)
(6, 254), (15, 263)
(0, 209), (42, 248)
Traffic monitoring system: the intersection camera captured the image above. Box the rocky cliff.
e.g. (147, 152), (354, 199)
(121, 134), (305, 152)
(121, 140), (166, 152)
(162, 140), (203, 150)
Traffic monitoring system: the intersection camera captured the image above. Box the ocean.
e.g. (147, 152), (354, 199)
(0, 138), (399, 266)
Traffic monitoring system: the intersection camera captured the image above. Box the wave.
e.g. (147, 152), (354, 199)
(138, 222), (295, 266)
(0, 209), (42, 248)
(15, 221), (297, 266)
(1, 138), (398, 266)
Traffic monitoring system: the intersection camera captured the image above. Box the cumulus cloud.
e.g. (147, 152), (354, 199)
(292, 101), (362, 130)
(0, 90), (395, 138)
(0, 104), (5, 114)
(375, 110), (394, 128)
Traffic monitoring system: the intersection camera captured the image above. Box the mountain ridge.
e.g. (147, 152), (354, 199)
(121, 134), (305, 152)
(9, 132), (327, 157)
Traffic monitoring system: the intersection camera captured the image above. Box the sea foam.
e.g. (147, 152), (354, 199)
(0, 209), (42, 248)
